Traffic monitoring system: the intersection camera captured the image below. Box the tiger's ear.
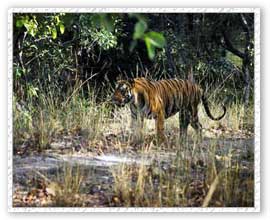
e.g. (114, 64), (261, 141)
(127, 78), (135, 86)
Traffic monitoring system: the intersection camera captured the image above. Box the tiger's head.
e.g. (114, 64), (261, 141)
(112, 79), (135, 107)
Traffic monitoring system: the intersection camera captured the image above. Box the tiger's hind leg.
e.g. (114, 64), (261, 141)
(155, 111), (167, 146)
(179, 110), (190, 143)
(190, 105), (202, 142)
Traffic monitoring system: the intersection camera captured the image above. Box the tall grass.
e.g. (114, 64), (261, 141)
(13, 87), (111, 151)
(111, 139), (254, 207)
(52, 163), (84, 206)
(13, 85), (254, 207)
(109, 101), (254, 207)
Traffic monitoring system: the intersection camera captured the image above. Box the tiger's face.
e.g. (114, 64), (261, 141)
(112, 80), (133, 107)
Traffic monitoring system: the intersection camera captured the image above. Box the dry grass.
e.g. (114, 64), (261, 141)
(110, 138), (254, 207)
(13, 89), (254, 207)
(108, 100), (254, 207)
(52, 163), (84, 206)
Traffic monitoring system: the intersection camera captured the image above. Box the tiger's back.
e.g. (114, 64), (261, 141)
(152, 78), (202, 118)
(132, 78), (202, 119)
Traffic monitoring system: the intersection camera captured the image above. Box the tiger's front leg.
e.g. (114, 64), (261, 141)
(130, 107), (144, 144)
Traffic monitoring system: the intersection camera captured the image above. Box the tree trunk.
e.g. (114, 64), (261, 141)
(242, 58), (251, 107)
(219, 14), (252, 106)
(186, 14), (195, 81)
(187, 64), (194, 83)
(162, 14), (177, 78)
(165, 41), (177, 77)
(240, 13), (252, 107)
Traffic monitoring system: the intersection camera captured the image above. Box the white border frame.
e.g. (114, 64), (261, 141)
(7, 8), (260, 212)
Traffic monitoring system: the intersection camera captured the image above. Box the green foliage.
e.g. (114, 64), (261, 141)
(89, 28), (117, 50)
(13, 12), (254, 107)
(13, 12), (169, 104)
(144, 37), (156, 60)
(15, 14), (66, 39)
(59, 23), (65, 34)
(26, 84), (39, 98)
(144, 31), (166, 48)
(132, 18), (166, 60)
(133, 20), (147, 39)
(93, 14), (115, 32)
(78, 14), (119, 50)
(144, 31), (166, 59)
(16, 15), (38, 37)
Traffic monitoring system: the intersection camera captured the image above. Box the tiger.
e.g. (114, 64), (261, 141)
(112, 77), (226, 144)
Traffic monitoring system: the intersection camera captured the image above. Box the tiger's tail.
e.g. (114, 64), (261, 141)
(201, 93), (226, 121)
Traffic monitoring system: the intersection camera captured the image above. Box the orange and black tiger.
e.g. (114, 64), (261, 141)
(112, 77), (226, 143)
